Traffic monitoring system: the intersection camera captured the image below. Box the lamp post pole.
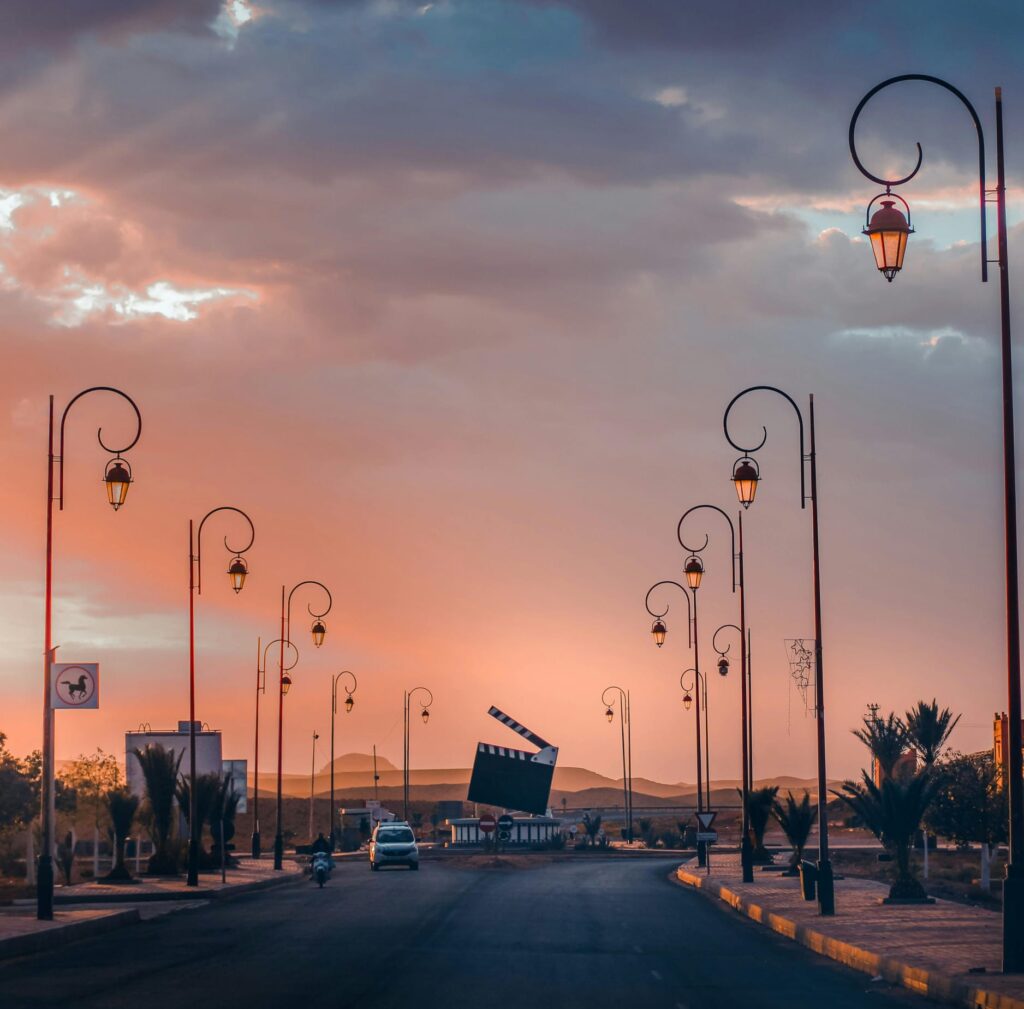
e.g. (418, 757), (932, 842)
(602, 686), (632, 842)
(850, 74), (1020, 968)
(252, 637), (297, 858)
(38, 388), (141, 920)
(330, 671), (357, 848)
(725, 384), (832, 913)
(187, 507), (255, 887)
(403, 688), (433, 822)
(309, 731), (319, 841)
(273, 580), (332, 870)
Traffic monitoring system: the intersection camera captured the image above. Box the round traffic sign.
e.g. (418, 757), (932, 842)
(498, 829), (511, 842)
(497, 814), (514, 831)
(479, 813), (496, 834)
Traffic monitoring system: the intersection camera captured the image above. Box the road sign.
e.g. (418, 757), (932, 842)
(50, 663), (99, 709)
(695, 811), (717, 831)
(479, 813), (496, 834)
(497, 814), (514, 831)
(498, 829), (511, 842)
(696, 830), (718, 843)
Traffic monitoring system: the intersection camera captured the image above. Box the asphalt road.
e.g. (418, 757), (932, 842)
(1, 857), (934, 1009)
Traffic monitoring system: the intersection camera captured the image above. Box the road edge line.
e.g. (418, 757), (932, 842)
(674, 867), (1024, 1009)
(0, 908), (140, 962)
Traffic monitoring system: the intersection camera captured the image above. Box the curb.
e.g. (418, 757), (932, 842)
(674, 868), (1024, 1009)
(13, 869), (306, 907)
(0, 909), (140, 962)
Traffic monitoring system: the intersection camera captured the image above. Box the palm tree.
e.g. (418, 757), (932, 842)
(742, 785), (779, 863)
(905, 700), (960, 879)
(210, 777), (241, 868)
(852, 711), (908, 780)
(582, 812), (602, 847)
(771, 791), (817, 874)
(132, 744), (182, 875)
(905, 700), (960, 767)
(103, 789), (140, 881)
(835, 771), (941, 900)
(176, 772), (222, 869)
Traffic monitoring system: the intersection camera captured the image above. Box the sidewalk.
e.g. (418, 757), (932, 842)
(1, 858), (303, 960)
(675, 857), (1020, 1009)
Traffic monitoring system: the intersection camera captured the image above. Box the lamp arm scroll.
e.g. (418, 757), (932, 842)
(678, 504), (738, 592)
(849, 74), (987, 281)
(57, 386), (142, 509)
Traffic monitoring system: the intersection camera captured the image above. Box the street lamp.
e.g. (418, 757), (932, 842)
(186, 506), (255, 887)
(330, 671), (357, 849)
(684, 556), (704, 590)
(850, 74), (1022, 969)
(37, 387), (141, 920)
(309, 731), (320, 842)
(312, 620), (327, 649)
(644, 578), (704, 865)
(862, 193), (913, 281)
(274, 580), (333, 870)
(651, 618), (667, 648)
(252, 637), (298, 858)
(678, 504), (753, 882)
(724, 384), (831, 912)
(682, 691), (693, 711)
(403, 687), (433, 821)
(602, 687), (633, 843)
(679, 666), (709, 851)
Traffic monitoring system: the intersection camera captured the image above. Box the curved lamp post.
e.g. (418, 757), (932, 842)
(850, 75), (1022, 968)
(678, 505), (753, 883)
(724, 385), (832, 913)
(330, 671), (357, 848)
(252, 637), (297, 858)
(273, 580), (333, 870)
(713, 623), (753, 786)
(601, 686), (633, 843)
(38, 388), (141, 920)
(309, 730), (320, 842)
(645, 578), (707, 865)
(403, 687), (433, 822)
(187, 507), (255, 887)
(679, 666), (709, 848)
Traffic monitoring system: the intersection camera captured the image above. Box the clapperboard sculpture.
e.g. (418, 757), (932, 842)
(467, 706), (558, 816)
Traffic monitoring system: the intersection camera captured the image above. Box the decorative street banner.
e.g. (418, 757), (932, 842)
(50, 663), (99, 709)
(467, 706), (558, 816)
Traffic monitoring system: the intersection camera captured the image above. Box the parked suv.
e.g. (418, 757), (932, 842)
(370, 822), (419, 871)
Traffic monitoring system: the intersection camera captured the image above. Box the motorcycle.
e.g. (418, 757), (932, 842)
(311, 851), (332, 888)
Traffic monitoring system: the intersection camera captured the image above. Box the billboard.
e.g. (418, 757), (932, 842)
(467, 707), (558, 816)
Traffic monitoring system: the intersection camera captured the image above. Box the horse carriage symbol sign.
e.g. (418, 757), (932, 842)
(50, 663), (99, 709)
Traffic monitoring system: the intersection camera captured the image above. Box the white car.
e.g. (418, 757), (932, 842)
(369, 822), (419, 871)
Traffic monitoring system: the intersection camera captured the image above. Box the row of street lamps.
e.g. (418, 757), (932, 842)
(627, 74), (1021, 958)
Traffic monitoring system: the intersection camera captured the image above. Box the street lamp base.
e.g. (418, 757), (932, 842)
(1003, 869), (1024, 971)
(741, 834), (754, 883)
(817, 858), (835, 915)
(273, 833), (283, 871)
(251, 831), (261, 859)
(36, 855), (54, 921)
(186, 838), (200, 887)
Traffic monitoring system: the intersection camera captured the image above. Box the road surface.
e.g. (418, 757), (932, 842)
(1, 856), (933, 1008)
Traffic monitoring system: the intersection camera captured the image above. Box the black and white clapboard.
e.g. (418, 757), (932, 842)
(467, 706), (558, 816)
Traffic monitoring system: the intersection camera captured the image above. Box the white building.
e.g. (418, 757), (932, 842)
(448, 815), (562, 847)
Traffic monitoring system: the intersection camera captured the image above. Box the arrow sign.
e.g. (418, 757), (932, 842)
(497, 814), (514, 831)
(695, 811), (717, 831)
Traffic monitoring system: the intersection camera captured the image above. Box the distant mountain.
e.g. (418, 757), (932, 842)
(254, 753), (833, 802)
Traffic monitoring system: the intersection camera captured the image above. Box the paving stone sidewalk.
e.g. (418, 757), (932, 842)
(677, 857), (1022, 1007)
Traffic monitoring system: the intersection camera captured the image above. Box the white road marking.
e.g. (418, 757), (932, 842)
(650, 970), (662, 981)
(633, 945), (643, 953)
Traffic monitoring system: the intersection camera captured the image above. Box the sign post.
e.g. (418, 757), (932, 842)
(695, 811), (717, 875)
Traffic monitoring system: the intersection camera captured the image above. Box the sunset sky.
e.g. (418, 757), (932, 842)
(3, 0), (1024, 787)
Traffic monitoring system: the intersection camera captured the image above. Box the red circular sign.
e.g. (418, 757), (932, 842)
(479, 814), (496, 834)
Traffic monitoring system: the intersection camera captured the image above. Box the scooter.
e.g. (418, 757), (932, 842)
(311, 851), (332, 888)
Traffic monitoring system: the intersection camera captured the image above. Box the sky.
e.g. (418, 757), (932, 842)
(2, 0), (1024, 787)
